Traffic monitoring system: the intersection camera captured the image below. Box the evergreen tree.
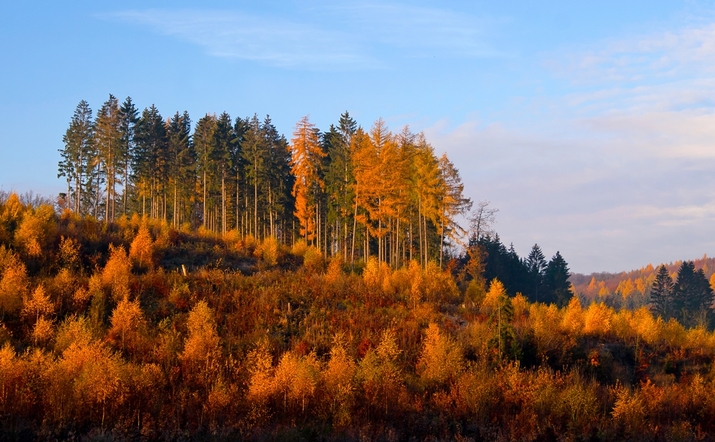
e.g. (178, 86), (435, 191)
(166, 111), (193, 227)
(543, 251), (573, 307)
(650, 264), (673, 318)
(525, 244), (547, 303)
(59, 100), (95, 215)
(290, 116), (325, 244)
(672, 261), (714, 327)
(118, 97), (138, 216)
(94, 94), (122, 222)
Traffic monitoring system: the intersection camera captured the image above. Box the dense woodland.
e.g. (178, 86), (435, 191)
(0, 97), (714, 440)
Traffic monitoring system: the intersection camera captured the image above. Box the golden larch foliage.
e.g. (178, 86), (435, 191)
(109, 296), (146, 353)
(0, 255), (29, 315)
(129, 223), (153, 269)
(22, 284), (54, 322)
(417, 322), (463, 386)
(482, 278), (507, 315)
(180, 300), (220, 367)
(583, 303), (613, 336)
(247, 340), (275, 404)
(102, 244), (131, 299)
(561, 296), (584, 336)
(14, 204), (56, 257)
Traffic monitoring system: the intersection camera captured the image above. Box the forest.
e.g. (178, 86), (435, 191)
(0, 96), (714, 440)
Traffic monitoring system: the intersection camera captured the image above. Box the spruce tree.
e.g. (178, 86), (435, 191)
(543, 251), (573, 307)
(525, 244), (547, 303)
(650, 264), (673, 318)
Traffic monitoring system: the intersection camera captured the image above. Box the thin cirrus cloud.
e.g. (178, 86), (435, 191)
(102, 5), (504, 69)
(103, 9), (369, 69)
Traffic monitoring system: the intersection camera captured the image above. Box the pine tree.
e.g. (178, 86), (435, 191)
(672, 261), (714, 327)
(94, 94), (122, 222)
(118, 97), (138, 216)
(59, 100), (94, 215)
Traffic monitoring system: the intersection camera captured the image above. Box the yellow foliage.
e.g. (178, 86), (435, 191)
(324, 338), (356, 426)
(102, 244), (131, 299)
(0, 255), (28, 314)
(303, 246), (323, 273)
(254, 236), (279, 266)
(22, 284), (54, 322)
(561, 296), (584, 336)
(274, 350), (321, 411)
(247, 340), (275, 404)
(325, 257), (344, 287)
(291, 239), (308, 257)
(583, 303), (613, 336)
(363, 257), (390, 291)
(417, 323), (463, 385)
(481, 278), (507, 315)
(180, 300), (220, 366)
(109, 296), (145, 353)
(32, 316), (55, 345)
(512, 293), (528, 318)
(54, 315), (94, 353)
(129, 223), (153, 268)
(14, 204), (56, 257)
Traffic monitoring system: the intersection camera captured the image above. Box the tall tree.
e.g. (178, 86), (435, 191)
(672, 261), (714, 327)
(525, 244), (547, 303)
(193, 114), (218, 230)
(436, 154), (472, 266)
(166, 111), (193, 227)
(290, 116), (325, 244)
(59, 100), (95, 215)
(650, 264), (673, 318)
(118, 97), (138, 216)
(543, 251), (573, 307)
(133, 105), (168, 219)
(94, 94), (122, 222)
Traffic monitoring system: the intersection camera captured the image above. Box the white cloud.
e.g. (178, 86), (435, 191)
(104, 9), (371, 69)
(102, 4), (505, 69)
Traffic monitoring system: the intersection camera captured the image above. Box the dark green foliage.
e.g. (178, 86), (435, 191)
(525, 244), (547, 303)
(671, 261), (714, 327)
(543, 251), (573, 307)
(650, 264), (673, 318)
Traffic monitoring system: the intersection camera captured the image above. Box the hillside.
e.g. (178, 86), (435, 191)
(1, 194), (715, 440)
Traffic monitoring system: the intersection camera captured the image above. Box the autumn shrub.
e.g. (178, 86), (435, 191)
(129, 223), (154, 269)
(14, 204), (56, 258)
(417, 322), (463, 387)
(0, 253), (29, 316)
(584, 302), (614, 336)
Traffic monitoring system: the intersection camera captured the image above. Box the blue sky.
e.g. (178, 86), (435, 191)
(2, 1), (715, 273)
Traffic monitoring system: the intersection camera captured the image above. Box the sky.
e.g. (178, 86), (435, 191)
(2, 1), (715, 274)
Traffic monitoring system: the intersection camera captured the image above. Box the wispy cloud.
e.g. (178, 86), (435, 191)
(101, 4), (505, 69)
(103, 9), (369, 69)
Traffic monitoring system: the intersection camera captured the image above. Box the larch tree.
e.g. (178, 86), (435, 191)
(290, 115), (326, 245)
(436, 153), (472, 266)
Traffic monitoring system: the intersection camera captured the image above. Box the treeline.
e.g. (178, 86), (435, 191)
(58, 96), (471, 267)
(2, 197), (715, 440)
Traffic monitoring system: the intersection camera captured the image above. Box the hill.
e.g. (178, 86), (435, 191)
(1, 194), (715, 440)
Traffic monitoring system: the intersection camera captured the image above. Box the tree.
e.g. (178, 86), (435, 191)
(469, 200), (498, 242)
(543, 251), (573, 307)
(59, 100), (94, 215)
(525, 244), (547, 303)
(671, 261), (714, 328)
(436, 154), (472, 266)
(118, 97), (138, 216)
(650, 264), (673, 318)
(290, 116), (326, 244)
(94, 94), (122, 222)
(417, 323), (463, 386)
(166, 111), (193, 227)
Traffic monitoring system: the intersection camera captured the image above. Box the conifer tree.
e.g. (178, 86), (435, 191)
(650, 264), (673, 318)
(290, 116), (325, 244)
(543, 251), (573, 307)
(118, 97), (138, 216)
(94, 94), (122, 222)
(59, 100), (94, 215)
(525, 244), (547, 303)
